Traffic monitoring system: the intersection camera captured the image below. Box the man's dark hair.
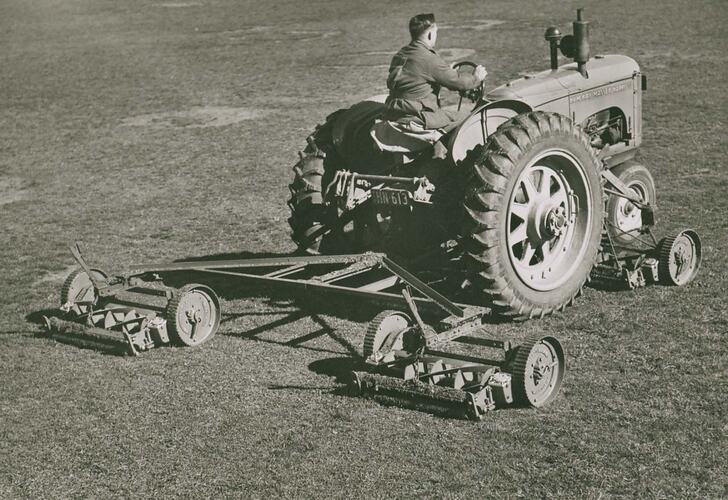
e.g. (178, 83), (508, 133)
(409, 13), (436, 40)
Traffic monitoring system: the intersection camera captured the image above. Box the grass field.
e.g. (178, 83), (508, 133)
(1, 0), (726, 497)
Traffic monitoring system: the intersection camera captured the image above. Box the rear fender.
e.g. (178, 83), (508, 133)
(449, 99), (532, 164)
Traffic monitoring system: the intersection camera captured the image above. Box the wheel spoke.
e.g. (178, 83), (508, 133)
(541, 241), (552, 261)
(521, 175), (538, 203)
(549, 184), (567, 207)
(510, 222), (528, 245)
(521, 241), (536, 265)
(539, 170), (553, 195)
(510, 201), (529, 221)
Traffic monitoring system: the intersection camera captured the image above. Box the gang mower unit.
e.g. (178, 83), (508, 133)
(42, 10), (701, 419)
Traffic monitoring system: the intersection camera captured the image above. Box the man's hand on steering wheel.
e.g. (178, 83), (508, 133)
(474, 64), (487, 81)
(452, 61), (487, 107)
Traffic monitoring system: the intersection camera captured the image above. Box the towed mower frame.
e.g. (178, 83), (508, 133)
(43, 241), (567, 419)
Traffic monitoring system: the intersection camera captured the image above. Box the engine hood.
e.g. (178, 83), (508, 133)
(486, 55), (640, 108)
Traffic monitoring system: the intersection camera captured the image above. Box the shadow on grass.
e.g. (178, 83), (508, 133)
(586, 279), (634, 292)
(222, 307), (363, 358)
(308, 356), (361, 384)
(26, 308), (59, 325)
(158, 251), (389, 395)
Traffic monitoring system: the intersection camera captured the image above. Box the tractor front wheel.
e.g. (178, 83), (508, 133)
(605, 160), (656, 247)
(461, 111), (604, 320)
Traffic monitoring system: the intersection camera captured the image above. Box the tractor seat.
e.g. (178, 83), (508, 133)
(370, 119), (443, 163)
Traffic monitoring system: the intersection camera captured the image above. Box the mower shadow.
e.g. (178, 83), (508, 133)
(26, 308), (60, 328)
(164, 250), (388, 365)
(585, 279), (634, 292)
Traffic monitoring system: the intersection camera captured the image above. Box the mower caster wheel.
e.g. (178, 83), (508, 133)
(60, 268), (108, 316)
(362, 310), (411, 363)
(166, 284), (221, 347)
(511, 335), (565, 408)
(657, 229), (702, 286)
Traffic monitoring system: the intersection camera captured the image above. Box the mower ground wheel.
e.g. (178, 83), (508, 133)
(657, 230), (702, 286)
(606, 160), (656, 247)
(60, 268), (108, 316)
(166, 284), (221, 347)
(362, 310), (411, 362)
(461, 111), (604, 320)
(510, 335), (565, 408)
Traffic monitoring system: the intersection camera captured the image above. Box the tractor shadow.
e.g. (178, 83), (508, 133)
(585, 278), (637, 292)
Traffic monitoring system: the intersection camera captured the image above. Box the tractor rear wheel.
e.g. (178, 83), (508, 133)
(288, 146), (328, 254)
(461, 111), (604, 320)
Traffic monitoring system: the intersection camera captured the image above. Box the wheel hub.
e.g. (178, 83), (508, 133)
(543, 206), (567, 238)
(615, 186), (645, 233)
(621, 200), (636, 216)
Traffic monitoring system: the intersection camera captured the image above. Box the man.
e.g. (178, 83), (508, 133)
(385, 13), (487, 138)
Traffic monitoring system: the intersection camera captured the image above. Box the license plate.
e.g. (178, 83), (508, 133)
(371, 188), (411, 207)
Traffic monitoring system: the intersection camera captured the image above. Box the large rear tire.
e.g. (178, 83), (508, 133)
(461, 111), (604, 320)
(288, 143), (328, 254)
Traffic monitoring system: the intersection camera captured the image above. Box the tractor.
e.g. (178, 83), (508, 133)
(41, 10), (701, 418)
(287, 9), (701, 321)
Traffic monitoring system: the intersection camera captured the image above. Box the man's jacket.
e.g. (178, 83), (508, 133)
(385, 40), (479, 129)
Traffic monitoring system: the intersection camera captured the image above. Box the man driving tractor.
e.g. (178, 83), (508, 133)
(382, 13), (487, 158)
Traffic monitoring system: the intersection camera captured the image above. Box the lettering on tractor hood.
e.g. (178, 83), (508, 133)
(569, 82), (628, 103)
(487, 54), (640, 109)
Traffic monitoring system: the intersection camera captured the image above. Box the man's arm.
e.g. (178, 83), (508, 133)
(427, 55), (484, 91)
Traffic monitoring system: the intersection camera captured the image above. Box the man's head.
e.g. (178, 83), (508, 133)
(409, 13), (438, 48)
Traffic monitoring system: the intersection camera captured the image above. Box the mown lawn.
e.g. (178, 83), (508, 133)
(1, 0), (726, 497)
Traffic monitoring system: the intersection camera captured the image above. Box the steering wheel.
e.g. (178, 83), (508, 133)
(452, 61), (486, 110)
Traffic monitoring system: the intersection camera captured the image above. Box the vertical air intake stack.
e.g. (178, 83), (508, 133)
(573, 8), (590, 77)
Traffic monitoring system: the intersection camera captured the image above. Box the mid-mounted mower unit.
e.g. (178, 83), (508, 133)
(41, 11), (702, 419)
